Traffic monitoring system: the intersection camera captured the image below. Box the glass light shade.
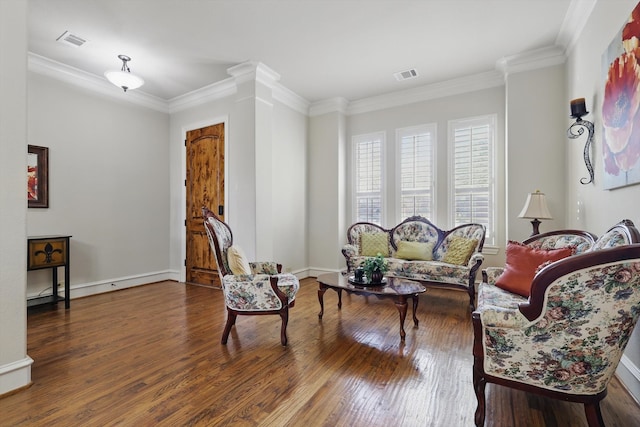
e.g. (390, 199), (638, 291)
(518, 191), (553, 220)
(104, 70), (144, 92)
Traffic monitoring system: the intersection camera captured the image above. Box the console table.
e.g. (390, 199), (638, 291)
(27, 235), (71, 309)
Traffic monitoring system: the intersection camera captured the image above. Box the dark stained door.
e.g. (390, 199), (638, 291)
(185, 123), (225, 287)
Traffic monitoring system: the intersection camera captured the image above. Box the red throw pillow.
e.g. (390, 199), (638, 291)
(495, 241), (573, 297)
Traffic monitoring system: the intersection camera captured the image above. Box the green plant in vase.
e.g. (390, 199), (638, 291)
(362, 253), (389, 283)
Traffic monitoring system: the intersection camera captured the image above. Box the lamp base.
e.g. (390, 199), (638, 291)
(530, 219), (541, 236)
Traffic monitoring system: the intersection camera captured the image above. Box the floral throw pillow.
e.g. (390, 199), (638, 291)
(360, 232), (389, 257)
(495, 241), (573, 297)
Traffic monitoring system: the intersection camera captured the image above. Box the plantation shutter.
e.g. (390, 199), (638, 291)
(354, 133), (383, 224)
(399, 126), (434, 220)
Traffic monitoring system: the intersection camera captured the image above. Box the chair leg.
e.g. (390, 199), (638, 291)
(584, 402), (605, 427)
(473, 361), (487, 426)
(221, 309), (237, 345)
(279, 306), (289, 346)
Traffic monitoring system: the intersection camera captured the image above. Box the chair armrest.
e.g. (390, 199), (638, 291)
(473, 304), (529, 328)
(468, 252), (484, 268)
(342, 244), (359, 271)
(249, 262), (282, 275)
(482, 267), (505, 284)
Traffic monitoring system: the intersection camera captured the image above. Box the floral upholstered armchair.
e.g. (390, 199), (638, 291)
(473, 221), (640, 426)
(202, 207), (300, 346)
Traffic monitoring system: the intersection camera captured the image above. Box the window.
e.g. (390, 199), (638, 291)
(353, 132), (384, 225)
(396, 125), (435, 221)
(449, 115), (496, 245)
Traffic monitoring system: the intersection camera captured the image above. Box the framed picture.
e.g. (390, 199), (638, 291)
(28, 145), (49, 208)
(601, 1), (640, 189)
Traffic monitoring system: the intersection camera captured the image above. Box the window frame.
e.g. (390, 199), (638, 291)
(395, 123), (437, 223)
(447, 114), (497, 246)
(351, 131), (386, 225)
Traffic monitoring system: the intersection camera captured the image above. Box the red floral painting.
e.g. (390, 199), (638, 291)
(602, 2), (640, 189)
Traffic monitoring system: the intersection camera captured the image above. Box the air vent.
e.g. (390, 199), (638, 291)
(394, 68), (418, 81)
(56, 31), (87, 48)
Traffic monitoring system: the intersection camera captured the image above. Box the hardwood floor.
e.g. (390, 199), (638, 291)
(2, 278), (639, 426)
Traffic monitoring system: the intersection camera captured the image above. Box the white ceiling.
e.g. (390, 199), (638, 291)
(28, 0), (578, 103)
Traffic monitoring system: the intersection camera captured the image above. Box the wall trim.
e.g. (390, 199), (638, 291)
(0, 356), (33, 396)
(56, 270), (175, 300)
(28, 53), (169, 113)
(618, 354), (640, 404)
(495, 45), (566, 76)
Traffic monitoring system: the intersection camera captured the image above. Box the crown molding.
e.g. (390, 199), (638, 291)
(344, 71), (504, 116)
(556, 0), (597, 55)
(309, 97), (349, 117)
(272, 83), (310, 115)
(496, 45), (566, 76)
(167, 77), (237, 113)
(28, 53), (169, 113)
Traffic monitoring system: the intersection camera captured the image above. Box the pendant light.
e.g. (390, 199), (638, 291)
(104, 54), (144, 92)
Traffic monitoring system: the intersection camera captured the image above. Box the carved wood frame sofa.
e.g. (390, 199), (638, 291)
(342, 216), (486, 310)
(472, 220), (640, 426)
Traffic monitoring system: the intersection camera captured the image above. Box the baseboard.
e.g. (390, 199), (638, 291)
(617, 354), (640, 405)
(49, 270), (176, 300)
(0, 356), (33, 396)
(307, 267), (342, 278)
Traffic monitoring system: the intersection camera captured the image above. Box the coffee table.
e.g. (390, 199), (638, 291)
(316, 272), (426, 341)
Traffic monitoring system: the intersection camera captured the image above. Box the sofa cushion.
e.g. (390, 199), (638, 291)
(495, 241), (573, 297)
(395, 241), (434, 261)
(442, 236), (478, 265)
(228, 245), (251, 275)
(361, 232), (389, 257)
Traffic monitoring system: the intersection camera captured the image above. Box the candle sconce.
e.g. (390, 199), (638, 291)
(567, 98), (595, 185)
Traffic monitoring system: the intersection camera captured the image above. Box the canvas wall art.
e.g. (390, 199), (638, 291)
(602, 1), (640, 189)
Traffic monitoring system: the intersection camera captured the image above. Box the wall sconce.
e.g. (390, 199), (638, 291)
(518, 190), (553, 236)
(104, 55), (144, 92)
(567, 98), (595, 185)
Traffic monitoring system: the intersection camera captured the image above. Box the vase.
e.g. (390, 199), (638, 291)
(371, 270), (384, 284)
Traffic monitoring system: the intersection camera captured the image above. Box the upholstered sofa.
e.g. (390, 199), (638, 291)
(342, 216), (486, 309)
(472, 219), (640, 426)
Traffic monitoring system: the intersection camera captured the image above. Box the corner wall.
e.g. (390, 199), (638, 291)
(566, 0), (640, 403)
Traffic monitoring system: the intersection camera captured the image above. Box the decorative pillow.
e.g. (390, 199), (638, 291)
(395, 241), (434, 261)
(442, 236), (478, 265)
(495, 241), (573, 297)
(227, 245), (251, 275)
(360, 232), (390, 257)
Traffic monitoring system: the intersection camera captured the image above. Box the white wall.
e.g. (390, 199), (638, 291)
(566, 0), (640, 403)
(26, 74), (171, 298)
(0, 0), (31, 395)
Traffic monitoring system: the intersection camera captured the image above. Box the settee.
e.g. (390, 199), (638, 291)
(342, 216), (486, 309)
(472, 219), (640, 426)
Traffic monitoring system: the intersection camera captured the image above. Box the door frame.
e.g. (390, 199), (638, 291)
(180, 115), (229, 283)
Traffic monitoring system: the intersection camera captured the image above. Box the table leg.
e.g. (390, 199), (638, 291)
(318, 285), (327, 319)
(411, 294), (419, 327)
(52, 267), (58, 304)
(337, 289), (342, 309)
(394, 295), (408, 341)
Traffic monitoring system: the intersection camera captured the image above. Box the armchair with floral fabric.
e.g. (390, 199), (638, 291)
(202, 207), (300, 346)
(472, 220), (640, 426)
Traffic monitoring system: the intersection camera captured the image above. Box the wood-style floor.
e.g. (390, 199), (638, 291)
(2, 278), (639, 426)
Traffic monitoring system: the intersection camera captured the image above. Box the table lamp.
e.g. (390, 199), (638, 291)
(518, 190), (553, 236)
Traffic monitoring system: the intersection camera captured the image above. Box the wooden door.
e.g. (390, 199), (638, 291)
(185, 123), (225, 287)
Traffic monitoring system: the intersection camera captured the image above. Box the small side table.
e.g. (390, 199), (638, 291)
(27, 235), (71, 309)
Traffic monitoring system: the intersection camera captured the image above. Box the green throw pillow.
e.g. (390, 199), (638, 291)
(395, 241), (434, 261)
(360, 232), (389, 257)
(442, 236), (478, 265)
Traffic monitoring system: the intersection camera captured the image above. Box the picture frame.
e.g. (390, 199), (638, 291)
(27, 145), (49, 208)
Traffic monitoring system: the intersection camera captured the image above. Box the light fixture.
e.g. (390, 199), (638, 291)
(104, 54), (144, 92)
(518, 190), (553, 236)
(567, 98), (595, 185)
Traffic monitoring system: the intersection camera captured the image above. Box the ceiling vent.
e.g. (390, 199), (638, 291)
(56, 31), (87, 48)
(394, 68), (418, 81)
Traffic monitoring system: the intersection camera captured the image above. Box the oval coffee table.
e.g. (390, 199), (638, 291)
(316, 272), (426, 341)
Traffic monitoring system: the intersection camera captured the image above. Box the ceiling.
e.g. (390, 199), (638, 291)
(28, 0), (577, 104)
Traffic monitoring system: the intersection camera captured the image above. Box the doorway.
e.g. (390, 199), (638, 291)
(185, 123), (225, 287)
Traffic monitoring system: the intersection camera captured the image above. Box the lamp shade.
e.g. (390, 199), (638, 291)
(104, 70), (144, 92)
(518, 190), (552, 220)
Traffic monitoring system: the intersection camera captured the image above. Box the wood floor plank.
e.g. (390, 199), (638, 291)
(0, 278), (638, 426)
